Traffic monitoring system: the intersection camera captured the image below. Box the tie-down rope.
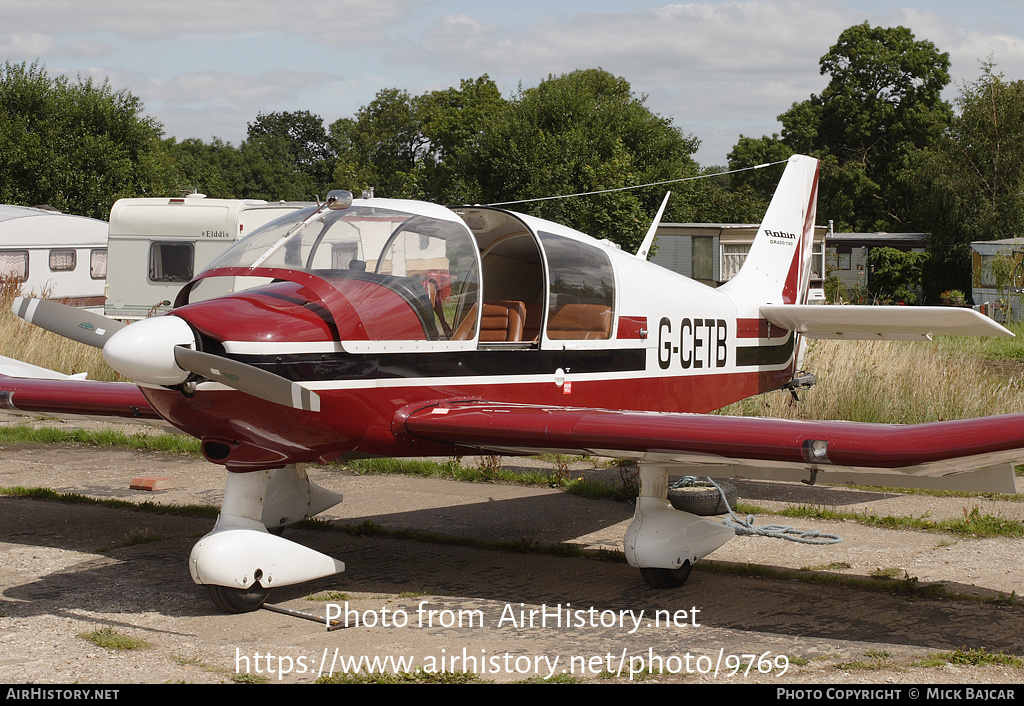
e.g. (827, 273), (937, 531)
(668, 476), (842, 545)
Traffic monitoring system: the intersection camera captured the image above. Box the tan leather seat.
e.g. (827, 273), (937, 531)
(523, 303), (543, 342)
(453, 301), (527, 342)
(546, 304), (612, 340)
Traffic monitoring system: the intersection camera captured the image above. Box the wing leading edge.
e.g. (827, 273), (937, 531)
(398, 400), (1024, 492)
(0, 373), (158, 420)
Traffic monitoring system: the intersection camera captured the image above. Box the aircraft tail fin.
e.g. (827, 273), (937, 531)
(719, 155), (819, 311)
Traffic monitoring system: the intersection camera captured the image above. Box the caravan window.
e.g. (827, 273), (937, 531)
(0, 250), (28, 280)
(90, 249), (107, 280)
(150, 242), (194, 282)
(691, 237), (714, 281)
(721, 244), (749, 281)
(48, 249), (76, 272)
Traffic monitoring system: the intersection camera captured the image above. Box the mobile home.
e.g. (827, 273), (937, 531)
(651, 222), (827, 290)
(971, 238), (1024, 322)
(105, 195), (311, 319)
(0, 205), (107, 311)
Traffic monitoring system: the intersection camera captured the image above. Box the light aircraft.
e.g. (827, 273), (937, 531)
(3, 154), (1024, 613)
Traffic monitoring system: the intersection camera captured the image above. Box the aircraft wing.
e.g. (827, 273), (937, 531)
(398, 400), (1024, 492)
(761, 304), (1013, 340)
(0, 363), (159, 421)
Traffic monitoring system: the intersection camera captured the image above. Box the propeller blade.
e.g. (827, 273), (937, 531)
(13, 296), (320, 412)
(173, 346), (320, 412)
(11, 296), (126, 348)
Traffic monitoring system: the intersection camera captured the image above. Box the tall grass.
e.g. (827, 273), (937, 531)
(0, 275), (121, 381)
(720, 330), (1024, 423)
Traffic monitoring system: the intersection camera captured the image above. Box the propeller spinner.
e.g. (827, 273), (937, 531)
(11, 297), (320, 412)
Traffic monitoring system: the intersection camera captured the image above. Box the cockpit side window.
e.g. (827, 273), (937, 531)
(374, 217), (479, 339)
(538, 232), (615, 340)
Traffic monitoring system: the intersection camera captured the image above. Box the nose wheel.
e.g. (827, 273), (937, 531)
(206, 583), (271, 613)
(640, 561), (692, 589)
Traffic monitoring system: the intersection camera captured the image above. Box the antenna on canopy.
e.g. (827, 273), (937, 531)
(635, 192), (671, 261)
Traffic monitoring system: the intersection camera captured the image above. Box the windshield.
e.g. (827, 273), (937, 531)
(193, 203), (481, 341)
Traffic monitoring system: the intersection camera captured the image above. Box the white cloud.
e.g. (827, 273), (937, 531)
(407, 1), (1024, 163)
(144, 70), (337, 106)
(0, 32), (57, 59)
(1, 35), (116, 62)
(4, 0), (1021, 165)
(407, 1), (862, 163)
(899, 10), (1024, 84)
(414, 1), (852, 79)
(1, 0), (413, 42)
(60, 41), (113, 59)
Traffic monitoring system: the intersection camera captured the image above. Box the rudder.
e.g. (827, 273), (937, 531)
(720, 155), (819, 312)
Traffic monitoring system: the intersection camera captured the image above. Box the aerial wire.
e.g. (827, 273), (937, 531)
(484, 159), (787, 207)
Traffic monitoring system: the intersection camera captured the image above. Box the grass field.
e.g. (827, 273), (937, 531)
(0, 276), (121, 381)
(719, 325), (1024, 423)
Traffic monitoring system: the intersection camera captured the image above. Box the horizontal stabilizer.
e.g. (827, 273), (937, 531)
(0, 355), (86, 381)
(760, 305), (1013, 340)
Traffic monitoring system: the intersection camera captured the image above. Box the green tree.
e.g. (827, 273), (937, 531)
(0, 61), (174, 218)
(328, 71), (702, 249)
(330, 78), (506, 203)
(726, 134), (793, 198)
(774, 23), (952, 231)
(331, 88), (426, 199)
(679, 165), (775, 224)
(867, 246), (927, 304)
(234, 133), (317, 201)
(712, 135), (798, 222)
(904, 64), (1024, 301)
(163, 137), (244, 198)
(469, 69), (700, 250)
(247, 111), (335, 189)
(236, 111), (335, 200)
(416, 75), (506, 204)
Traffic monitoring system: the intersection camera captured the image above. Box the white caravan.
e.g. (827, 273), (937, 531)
(105, 195), (311, 319)
(0, 205), (108, 311)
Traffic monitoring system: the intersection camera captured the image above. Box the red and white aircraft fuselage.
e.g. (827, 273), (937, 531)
(5, 155), (1022, 611)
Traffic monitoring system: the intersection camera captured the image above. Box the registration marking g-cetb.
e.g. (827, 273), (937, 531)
(657, 317), (729, 370)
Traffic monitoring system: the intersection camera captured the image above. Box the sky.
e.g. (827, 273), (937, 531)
(2, 0), (1023, 168)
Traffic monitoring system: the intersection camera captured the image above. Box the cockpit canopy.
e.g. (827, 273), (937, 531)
(187, 200), (617, 345)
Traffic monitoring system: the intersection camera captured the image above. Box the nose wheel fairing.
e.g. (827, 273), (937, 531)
(189, 465), (345, 612)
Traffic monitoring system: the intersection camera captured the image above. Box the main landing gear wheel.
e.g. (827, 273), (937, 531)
(640, 561), (692, 589)
(205, 584), (271, 613)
